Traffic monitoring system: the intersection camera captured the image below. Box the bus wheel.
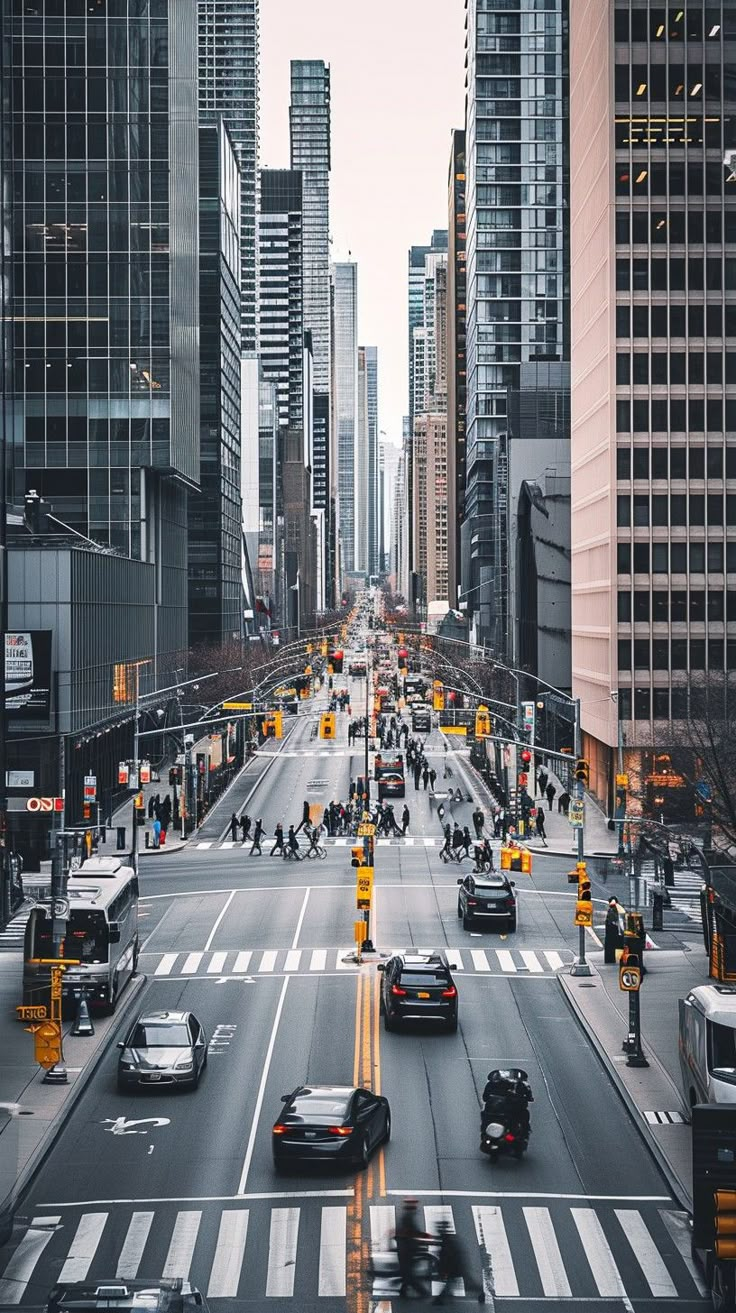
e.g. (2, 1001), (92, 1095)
(711, 1259), (735, 1312)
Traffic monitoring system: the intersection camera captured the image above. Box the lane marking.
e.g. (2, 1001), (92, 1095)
(154, 953), (178, 977)
(571, 1208), (628, 1301)
(370, 1204), (395, 1253)
(471, 949), (490, 972)
(544, 950), (564, 971)
(38, 1189), (354, 1207)
(520, 951), (544, 974)
(204, 889), (236, 952)
(259, 951), (278, 973)
(207, 952), (227, 975)
(310, 949), (327, 971)
(116, 1211), (154, 1279)
(181, 952), (203, 975)
(473, 1204), (518, 1296)
(266, 1207), (300, 1297)
(58, 1212), (108, 1283)
(284, 949), (301, 972)
(319, 1206), (347, 1296)
(162, 1210), (201, 1282)
(387, 1190), (671, 1201)
(0, 1219), (59, 1304)
(496, 950), (516, 973)
(233, 951), (252, 974)
(292, 886), (311, 950)
(523, 1206), (571, 1298)
(237, 976), (290, 1194)
(659, 1208), (708, 1296)
(615, 1208), (677, 1297)
(207, 1209), (249, 1298)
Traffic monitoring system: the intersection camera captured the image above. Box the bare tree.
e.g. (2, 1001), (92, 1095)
(669, 677), (736, 850)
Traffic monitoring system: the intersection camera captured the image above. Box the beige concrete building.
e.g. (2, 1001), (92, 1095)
(571, 1), (736, 815)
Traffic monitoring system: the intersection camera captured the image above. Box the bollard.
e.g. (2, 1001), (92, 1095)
(652, 890), (664, 932)
(71, 992), (95, 1038)
(144, 832), (150, 849)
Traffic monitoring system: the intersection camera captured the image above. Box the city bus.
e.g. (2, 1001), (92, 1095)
(23, 856), (139, 1013)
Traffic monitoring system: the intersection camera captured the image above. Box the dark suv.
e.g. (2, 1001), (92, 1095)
(457, 873), (517, 932)
(378, 951), (458, 1032)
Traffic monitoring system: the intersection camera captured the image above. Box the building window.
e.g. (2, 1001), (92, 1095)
(690, 640), (706, 670)
(671, 544), (687, 572)
(690, 543), (706, 572)
(653, 689), (669, 719)
(617, 496), (631, 527)
(634, 639), (650, 667)
(653, 590), (669, 620)
(671, 592), (687, 621)
(633, 543), (650, 572)
(652, 544), (668, 573)
(618, 689), (632, 720)
(617, 447), (631, 479)
(617, 542), (631, 573)
(671, 639), (688, 668)
(618, 591), (632, 622)
(616, 399), (631, 431)
(634, 591), (650, 621)
(652, 641), (669, 670)
(618, 639), (632, 670)
(634, 688), (651, 720)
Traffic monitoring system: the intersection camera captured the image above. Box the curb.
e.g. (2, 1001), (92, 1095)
(558, 968), (692, 1212)
(1, 972), (148, 1235)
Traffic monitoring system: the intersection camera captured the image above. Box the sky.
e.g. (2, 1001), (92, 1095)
(259, 0), (466, 447)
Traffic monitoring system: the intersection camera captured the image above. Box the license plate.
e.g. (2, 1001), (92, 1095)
(417, 991), (430, 999)
(304, 1130), (316, 1138)
(147, 1073), (162, 1081)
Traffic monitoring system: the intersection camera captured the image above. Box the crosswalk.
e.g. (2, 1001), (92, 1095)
(0, 1198), (707, 1304)
(0, 907), (29, 954)
(144, 944), (573, 979)
(198, 835), (463, 850)
(669, 868), (704, 923)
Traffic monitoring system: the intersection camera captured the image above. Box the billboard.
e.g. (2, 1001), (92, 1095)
(5, 632), (52, 719)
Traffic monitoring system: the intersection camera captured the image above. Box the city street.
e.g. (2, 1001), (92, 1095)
(0, 687), (709, 1311)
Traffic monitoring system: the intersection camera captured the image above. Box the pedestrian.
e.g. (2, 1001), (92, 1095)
(432, 1219), (486, 1305)
(429, 767), (437, 791)
(295, 799), (310, 834)
(422, 765), (429, 791)
(462, 826), (472, 857)
(270, 822), (284, 856)
(414, 765), (421, 791)
(402, 804), (410, 835)
(229, 812), (239, 842)
(240, 813), (251, 842)
(558, 790), (571, 815)
(604, 898), (624, 964)
(545, 781), (556, 809)
(395, 1199), (428, 1300)
(472, 807), (484, 840)
(535, 806), (548, 846)
(148, 794), (156, 820)
(287, 825), (301, 859)
(537, 769), (548, 800)
(250, 818), (264, 856)
(152, 816), (161, 849)
(440, 823), (452, 858)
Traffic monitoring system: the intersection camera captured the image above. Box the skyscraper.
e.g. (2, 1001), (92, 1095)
(189, 123), (243, 647)
(463, 0), (569, 653)
(356, 346), (370, 575)
(199, 0), (259, 353)
(447, 129), (467, 607)
(258, 171), (304, 434)
(411, 252), (449, 609)
(407, 233), (447, 608)
(365, 346), (379, 576)
(331, 262), (358, 581)
(571, 1), (736, 809)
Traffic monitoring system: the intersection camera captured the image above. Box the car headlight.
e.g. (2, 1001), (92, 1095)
(120, 1062), (135, 1070)
(175, 1058), (194, 1071)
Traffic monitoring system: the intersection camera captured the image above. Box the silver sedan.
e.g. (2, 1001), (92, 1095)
(117, 1009), (207, 1091)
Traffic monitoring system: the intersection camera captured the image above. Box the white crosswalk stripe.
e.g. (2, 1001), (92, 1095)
(142, 945), (573, 979)
(0, 909), (30, 953)
(0, 1201), (707, 1304)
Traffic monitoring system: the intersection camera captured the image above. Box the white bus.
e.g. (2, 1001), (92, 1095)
(23, 857), (139, 1013)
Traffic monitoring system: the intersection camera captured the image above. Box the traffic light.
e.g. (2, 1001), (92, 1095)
(575, 758), (590, 788)
(33, 1020), (62, 1070)
(351, 846), (367, 868)
(475, 706), (492, 738)
(614, 772), (627, 818)
(320, 712), (336, 740)
(568, 859), (587, 884)
(714, 1191), (736, 1259)
(520, 748), (532, 767)
(574, 861), (593, 926)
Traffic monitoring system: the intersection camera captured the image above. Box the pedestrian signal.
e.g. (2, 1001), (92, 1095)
(320, 712), (336, 740)
(575, 758), (590, 787)
(351, 846), (367, 868)
(619, 956), (641, 992)
(568, 860), (587, 884)
(32, 1020), (62, 1070)
(714, 1191), (736, 1260)
(262, 711), (283, 739)
(475, 706), (492, 738)
(574, 897), (593, 927)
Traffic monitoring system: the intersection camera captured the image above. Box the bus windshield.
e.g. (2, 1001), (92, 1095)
(33, 909), (109, 964)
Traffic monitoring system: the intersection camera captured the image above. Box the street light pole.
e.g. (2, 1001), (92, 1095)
(570, 696), (593, 977)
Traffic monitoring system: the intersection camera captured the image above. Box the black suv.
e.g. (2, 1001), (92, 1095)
(457, 873), (517, 932)
(378, 950), (458, 1032)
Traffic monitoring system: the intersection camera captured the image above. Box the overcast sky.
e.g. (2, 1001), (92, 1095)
(259, 0), (465, 447)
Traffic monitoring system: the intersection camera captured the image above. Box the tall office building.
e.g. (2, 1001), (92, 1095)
(258, 171), (304, 433)
(356, 346), (370, 575)
(407, 232), (447, 595)
(189, 123), (242, 648)
(331, 262), (359, 581)
(3, 0), (199, 854)
(365, 346), (379, 576)
(571, 1), (736, 810)
(447, 129), (467, 606)
(463, 0), (569, 653)
(411, 252), (449, 609)
(199, 0), (259, 353)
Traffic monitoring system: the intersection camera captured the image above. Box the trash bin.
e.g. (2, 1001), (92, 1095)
(160, 830), (167, 847)
(116, 826), (126, 851)
(144, 832), (150, 849)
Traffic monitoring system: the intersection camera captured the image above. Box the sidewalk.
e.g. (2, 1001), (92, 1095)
(0, 956), (145, 1242)
(560, 939), (710, 1211)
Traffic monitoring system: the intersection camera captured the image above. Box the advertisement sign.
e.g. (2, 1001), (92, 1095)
(84, 775), (97, 800)
(6, 632), (52, 719)
(118, 763), (130, 785)
(6, 770), (34, 788)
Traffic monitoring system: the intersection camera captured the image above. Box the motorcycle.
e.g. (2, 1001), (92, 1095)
(480, 1118), (529, 1162)
(479, 1068), (532, 1163)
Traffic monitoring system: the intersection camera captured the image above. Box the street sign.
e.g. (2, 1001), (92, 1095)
(25, 796), (63, 813)
(118, 762), (130, 785)
(356, 868), (374, 909)
(569, 800), (584, 829)
(521, 701), (535, 736)
(16, 1004), (47, 1021)
(357, 822), (376, 837)
(84, 775), (97, 800)
(223, 701), (253, 710)
(139, 761), (151, 785)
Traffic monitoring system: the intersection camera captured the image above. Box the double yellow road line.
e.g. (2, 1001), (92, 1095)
(347, 967), (386, 1313)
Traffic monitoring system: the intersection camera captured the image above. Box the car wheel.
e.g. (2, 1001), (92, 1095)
(384, 1110), (391, 1142)
(358, 1134), (370, 1169)
(383, 1011), (395, 1032)
(462, 914), (473, 930)
(457, 900), (463, 918)
(507, 916), (517, 933)
(446, 1015), (458, 1033)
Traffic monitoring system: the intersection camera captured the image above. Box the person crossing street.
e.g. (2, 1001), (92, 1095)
(270, 822), (284, 857)
(249, 818), (264, 856)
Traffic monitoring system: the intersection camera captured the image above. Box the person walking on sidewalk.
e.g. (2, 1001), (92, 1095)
(558, 790), (571, 815)
(537, 769), (548, 801)
(270, 822), (284, 857)
(250, 818), (264, 856)
(295, 799), (310, 834)
(422, 764), (430, 791)
(229, 812), (239, 842)
(240, 813), (251, 842)
(535, 806), (548, 847)
(429, 767), (437, 792)
(545, 781), (556, 809)
(604, 898), (625, 964)
(401, 804), (410, 835)
(472, 807), (484, 840)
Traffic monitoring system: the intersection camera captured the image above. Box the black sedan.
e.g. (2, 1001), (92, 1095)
(272, 1084), (390, 1170)
(117, 1010), (208, 1090)
(457, 873), (517, 931)
(377, 771), (405, 800)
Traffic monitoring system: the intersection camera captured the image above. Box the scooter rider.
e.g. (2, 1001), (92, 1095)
(481, 1071), (533, 1139)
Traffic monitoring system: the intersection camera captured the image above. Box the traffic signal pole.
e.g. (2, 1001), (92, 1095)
(570, 697), (593, 978)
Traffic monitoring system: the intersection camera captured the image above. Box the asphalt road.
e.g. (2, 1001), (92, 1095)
(0, 684), (709, 1312)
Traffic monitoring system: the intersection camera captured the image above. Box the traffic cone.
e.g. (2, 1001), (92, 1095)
(72, 993), (95, 1037)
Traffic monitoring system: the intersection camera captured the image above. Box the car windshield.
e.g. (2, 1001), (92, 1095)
(131, 1024), (190, 1048)
(399, 971), (449, 986)
(291, 1095), (351, 1116)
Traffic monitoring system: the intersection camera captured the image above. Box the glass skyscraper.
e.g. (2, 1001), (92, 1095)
(199, 0), (259, 353)
(331, 262), (358, 579)
(290, 60), (331, 392)
(463, 0), (569, 651)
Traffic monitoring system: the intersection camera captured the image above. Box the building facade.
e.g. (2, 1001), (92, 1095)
(331, 261), (359, 581)
(199, 0), (259, 354)
(571, 0), (736, 809)
(258, 171), (304, 434)
(365, 346), (379, 576)
(189, 123), (242, 648)
(411, 249), (449, 610)
(447, 128), (467, 606)
(463, 0), (569, 654)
